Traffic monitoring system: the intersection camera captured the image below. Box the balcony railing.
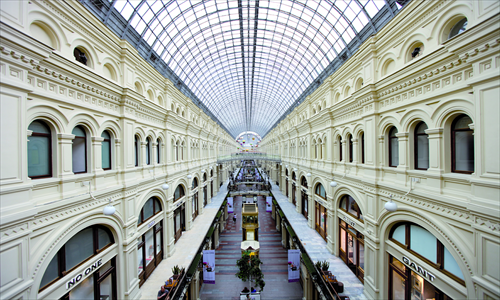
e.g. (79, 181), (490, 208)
(217, 152), (281, 163)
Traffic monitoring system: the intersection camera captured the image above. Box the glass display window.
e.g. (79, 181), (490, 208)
(389, 255), (455, 300)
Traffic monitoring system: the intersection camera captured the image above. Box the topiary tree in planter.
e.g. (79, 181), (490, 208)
(235, 251), (265, 291)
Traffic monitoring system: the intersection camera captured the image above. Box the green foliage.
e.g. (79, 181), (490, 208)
(315, 260), (330, 272)
(172, 265), (182, 275)
(235, 252), (265, 291)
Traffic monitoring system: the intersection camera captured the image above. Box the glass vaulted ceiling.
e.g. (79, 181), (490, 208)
(102, 0), (395, 137)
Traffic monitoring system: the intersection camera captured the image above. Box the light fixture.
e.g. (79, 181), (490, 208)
(306, 173), (311, 177)
(385, 195), (398, 212)
(187, 174), (192, 179)
(162, 183), (170, 190)
(293, 168), (298, 171)
(285, 165), (288, 168)
(330, 176), (338, 187)
(103, 199), (116, 216)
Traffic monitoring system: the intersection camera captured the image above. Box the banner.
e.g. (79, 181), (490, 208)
(227, 197), (234, 213)
(288, 249), (300, 282)
(203, 250), (215, 284)
(266, 196), (272, 212)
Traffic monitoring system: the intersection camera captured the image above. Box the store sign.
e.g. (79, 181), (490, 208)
(341, 214), (356, 227)
(148, 220), (155, 228)
(66, 259), (102, 289)
(402, 256), (436, 282)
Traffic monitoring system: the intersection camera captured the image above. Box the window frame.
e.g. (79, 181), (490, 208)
(339, 195), (363, 222)
(134, 135), (139, 167)
(137, 197), (162, 226)
(388, 127), (399, 168)
(315, 183), (326, 199)
(72, 125), (88, 174)
(451, 114), (474, 174)
(174, 185), (185, 202)
(389, 222), (465, 285)
(101, 130), (112, 171)
(338, 136), (343, 162)
(360, 132), (365, 164)
(146, 137), (151, 165)
(28, 120), (53, 179)
(156, 139), (161, 164)
(348, 134), (353, 163)
(414, 122), (429, 170)
(38, 225), (114, 292)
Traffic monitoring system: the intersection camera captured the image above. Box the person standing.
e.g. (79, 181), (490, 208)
(233, 213), (237, 223)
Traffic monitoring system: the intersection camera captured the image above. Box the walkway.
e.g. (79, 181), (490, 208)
(139, 180), (230, 300)
(270, 182), (367, 300)
(200, 195), (302, 299)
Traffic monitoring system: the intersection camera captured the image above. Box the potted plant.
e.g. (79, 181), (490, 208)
(171, 265), (181, 279)
(236, 251), (266, 292)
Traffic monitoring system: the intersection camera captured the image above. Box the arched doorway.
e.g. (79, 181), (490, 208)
(38, 225), (117, 300)
(314, 183), (327, 241)
(173, 185), (186, 242)
(137, 197), (164, 286)
(387, 222), (465, 300)
(338, 195), (364, 282)
(300, 176), (308, 219)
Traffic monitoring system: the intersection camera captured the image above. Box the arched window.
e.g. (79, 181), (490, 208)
(448, 18), (467, 40)
(314, 139), (318, 159)
(181, 141), (185, 160)
(72, 126), (87, 174)
(101, 131), (111, 170)
(348, 134), (353, 163)
(451, 115), (474, 173)
(175, 141), (179, 161)
(156, 139), (161, 163)
(315, 183), (326, 199)
(203, 173), (207, 182)
(134, 135), (139, 167)
(360, 132), (365, 164)
(339, 195), (363, 221)
(28, 120), (52, 178)
(338, 136), (343, 162)
(292, 172), (296, 181)
(174, 185), (185, 201)
(210, 170), (213, 177)
(389, 127), (399, 167)
(286, 169), (289, 176)
(301, 176), (308, 188)
(414, 122), (429, 170)
(390, 222), (465, 283)
(137, 197), (162, 225)
(192, 178), (198, 189)
(146, 137), (151, 165)
(39, 225), (114, 291)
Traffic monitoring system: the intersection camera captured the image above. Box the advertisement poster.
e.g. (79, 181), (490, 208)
(266, 196), (272, 212)
(227, 197), (234, 213)
(203, 250), (215, 284)
(288, 249), (300, 282)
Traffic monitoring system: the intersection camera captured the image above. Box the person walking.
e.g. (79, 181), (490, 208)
(233, 213), (237, 223)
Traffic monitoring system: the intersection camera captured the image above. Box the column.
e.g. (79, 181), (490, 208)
(58, 133), (76, 196)
(326, 209), (335, 253)
(352, 138), (359, 164)
(152, 141), (158, 166)
(396, 132), (409, 171)
(140, 141), (147, 167)
(425, 128), (444, 190)
(308, 186), (314, 228)
(114, 139), (121, 170)
(91, 136), (104, 172)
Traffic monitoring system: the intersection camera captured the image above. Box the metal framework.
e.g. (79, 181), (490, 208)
(81, 0), (404, 138)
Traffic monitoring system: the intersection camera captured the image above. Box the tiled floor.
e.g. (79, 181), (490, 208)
(269, 180), (368, 300)
(139, 179), (232, 300)
(200, 195), (303, 300)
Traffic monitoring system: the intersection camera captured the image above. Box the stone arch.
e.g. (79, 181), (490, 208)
(68, 113), (100, 137)
(30, 213), (124, 299)
(27, 11), (67, 50)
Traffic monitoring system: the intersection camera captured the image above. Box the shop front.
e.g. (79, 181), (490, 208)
(37, 225), (117, 300)
(338, 195), (365, 283)
(173, 185), (187, 242)
(137, 197), (164, 287)
(387, 222), (466, 300)
(300, 177), (308, 219)
(314, 183), (328, 241)
(192, 178), (199, 220)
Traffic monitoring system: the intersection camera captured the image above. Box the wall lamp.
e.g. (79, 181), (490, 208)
(82, 181), (116, 215)
(385, 195), (398, 212)
(306, 173), (311, 177)
(187, 174), (193, 179)
(162, 182), (170, 190)
(330, 177), (338, 187)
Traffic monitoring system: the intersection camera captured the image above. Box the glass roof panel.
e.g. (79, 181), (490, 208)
(110, 0), (387, 137)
